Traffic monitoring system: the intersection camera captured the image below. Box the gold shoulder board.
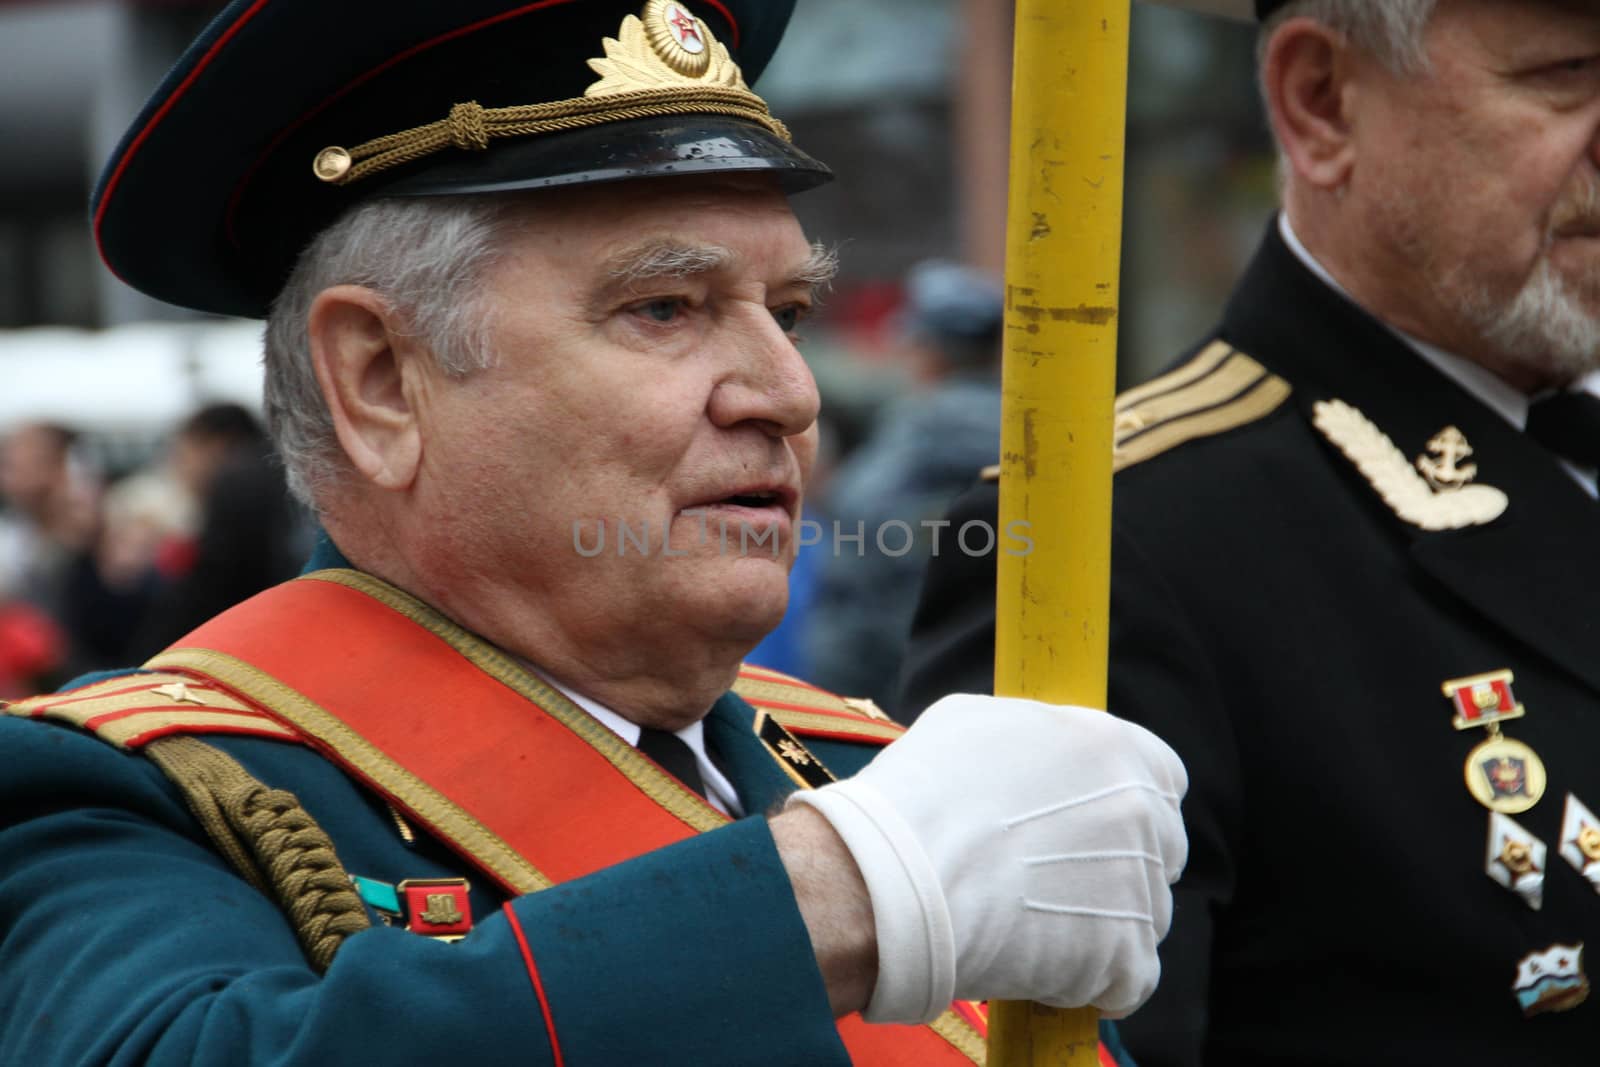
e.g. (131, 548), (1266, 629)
(976, 341), (1289, 485)
(4, 672), (297, 751)
(733, 664), (905, 744)
(1112, 341), (1290, 471)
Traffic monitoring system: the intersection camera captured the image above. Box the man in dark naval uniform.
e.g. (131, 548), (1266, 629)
(0, 1), (1189, 1064)
(904, 0), (1600, 1063)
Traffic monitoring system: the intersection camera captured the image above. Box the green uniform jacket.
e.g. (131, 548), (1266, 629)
(0, 539), (899, 1065)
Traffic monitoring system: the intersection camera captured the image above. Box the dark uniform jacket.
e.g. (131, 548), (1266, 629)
(903, 222), (1600, 1065)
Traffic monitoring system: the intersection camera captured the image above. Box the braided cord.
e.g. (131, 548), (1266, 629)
(323, 87), (790, 186)
(144, 735), (372, 973)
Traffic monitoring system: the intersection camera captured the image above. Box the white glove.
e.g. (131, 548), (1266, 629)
(786, 694), (1187, 1024)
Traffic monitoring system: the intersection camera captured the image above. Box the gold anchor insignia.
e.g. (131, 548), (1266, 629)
(149, 681), (207, 706)
(777, 739), (812, 766)
(420, 893), (464, 926)
(1312, 400), (1508, 530)
(1417, 426), (1478, 490)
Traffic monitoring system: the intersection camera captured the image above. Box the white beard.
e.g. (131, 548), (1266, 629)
(1460, 255), (1600, 385)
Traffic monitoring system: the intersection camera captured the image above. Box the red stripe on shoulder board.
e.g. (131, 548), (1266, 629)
(738, 664), (828, 693)
(92, 0), (274, 265)
(121, 722), (299, 749)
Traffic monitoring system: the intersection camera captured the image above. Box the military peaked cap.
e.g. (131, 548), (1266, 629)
(92, 0), (830, 318)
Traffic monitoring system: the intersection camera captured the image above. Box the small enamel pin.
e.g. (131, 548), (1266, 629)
(398, 878), (473, 941)
(1559, 794), (1600, 895)
(1443, 670), (1547, 814)
(350, 874), (404, 926)
(1486, 811), (1547, 911)
(1513, 943), (1589, 1018)
(351, 875), (472, 939)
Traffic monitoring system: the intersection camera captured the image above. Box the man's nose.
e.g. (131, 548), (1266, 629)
(707, 307), (821, 438)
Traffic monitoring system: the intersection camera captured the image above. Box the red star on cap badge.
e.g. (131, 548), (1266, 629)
(669, 6), (701, 45)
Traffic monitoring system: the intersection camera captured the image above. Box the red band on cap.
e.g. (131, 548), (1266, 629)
(699, 0), (739, 47)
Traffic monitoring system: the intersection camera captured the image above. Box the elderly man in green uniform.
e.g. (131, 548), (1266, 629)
(0, 1), (1187, 1063)
(907, 0), (1600, 1063)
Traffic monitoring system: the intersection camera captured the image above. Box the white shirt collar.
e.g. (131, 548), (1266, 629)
(1278, 213), (1600, 495)
(533, 668), (743, 817)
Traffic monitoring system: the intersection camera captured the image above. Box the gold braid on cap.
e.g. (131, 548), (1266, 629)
(313, 1), (789, 187)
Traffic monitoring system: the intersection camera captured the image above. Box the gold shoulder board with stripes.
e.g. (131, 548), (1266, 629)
(980, 340), (1290, 483)
(733, 664), (905, 745)
(3, 672), (297, 751)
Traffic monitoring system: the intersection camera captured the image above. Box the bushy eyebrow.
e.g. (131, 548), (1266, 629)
(605, 240), (734, 286)
(599, 238), (840, 299)
(793, 242), (840, 293)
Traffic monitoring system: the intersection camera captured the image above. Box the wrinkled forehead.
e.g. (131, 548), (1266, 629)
(491, 174), (815, 276)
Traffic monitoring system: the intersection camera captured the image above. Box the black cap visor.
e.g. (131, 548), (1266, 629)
(376, 115), (833, 199)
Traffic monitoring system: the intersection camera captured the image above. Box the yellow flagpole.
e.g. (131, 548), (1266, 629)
(987, 0), (1130, 1063)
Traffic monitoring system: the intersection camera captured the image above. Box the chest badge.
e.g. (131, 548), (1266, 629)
(1486, 811), (1547, 911)
(1443, 670), (1547, 814)
(351, 874), (474, 940)
(1513, 943), (1589, 1017)
(398, 878), (473, 941)
(1559, 793), (1600, 895)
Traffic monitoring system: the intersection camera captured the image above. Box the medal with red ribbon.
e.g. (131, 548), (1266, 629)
(1442, 669), (1547, 815)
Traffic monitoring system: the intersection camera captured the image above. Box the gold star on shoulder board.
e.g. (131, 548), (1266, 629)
(149, 681), (208, 706)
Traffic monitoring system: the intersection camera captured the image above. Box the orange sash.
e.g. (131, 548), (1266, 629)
(147, 570), (988, 1064)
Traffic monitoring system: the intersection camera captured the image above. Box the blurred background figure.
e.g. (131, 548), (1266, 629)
(0, 421), (96, 689)
(122, 403), (305, 661)
(802, 260), (1003, 716)
(0, 422), (97, 608)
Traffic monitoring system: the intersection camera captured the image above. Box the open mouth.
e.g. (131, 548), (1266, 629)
(722, 490), (782, 509)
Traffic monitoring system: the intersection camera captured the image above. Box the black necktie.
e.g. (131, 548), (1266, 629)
(1526, 391), (1600, 474)
(635, 727), (707, 799)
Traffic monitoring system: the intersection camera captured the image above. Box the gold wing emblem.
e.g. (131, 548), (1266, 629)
(586, 2), (749, 96)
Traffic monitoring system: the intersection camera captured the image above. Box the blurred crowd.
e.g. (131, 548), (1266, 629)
(0, 403), (309, 698)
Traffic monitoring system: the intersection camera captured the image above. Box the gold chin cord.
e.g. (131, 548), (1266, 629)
(989, 1), (1129, 1064)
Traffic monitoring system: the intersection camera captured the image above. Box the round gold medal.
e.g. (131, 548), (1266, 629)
(1464, 735), (1547, 814)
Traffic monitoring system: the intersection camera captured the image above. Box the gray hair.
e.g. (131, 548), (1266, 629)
(1260, 0), (1439, 77)
(263, 196), (514, 508)
(1258, 0), (1439, 188)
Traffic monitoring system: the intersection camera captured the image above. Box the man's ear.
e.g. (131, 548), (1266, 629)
(1263, 18), (1360, 191)
(308, 285), (426, 492)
